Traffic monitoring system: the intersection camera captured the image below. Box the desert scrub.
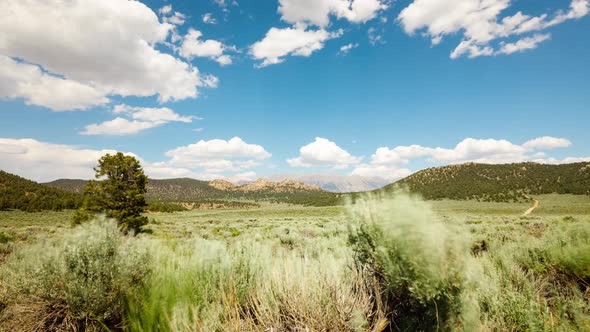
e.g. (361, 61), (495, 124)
(347, 193), (481, 331)
(540, 223), (590, 279)
(125, 239), (259, 331)
(0, 231), (12, 244)
(234, 241), (378, 332)
(475, 221), (590, 331)
(0, 231), (14, 262)
(511, 222), (590, 283)
(125, 239), (377, 331)
(0, 218), (150, 331)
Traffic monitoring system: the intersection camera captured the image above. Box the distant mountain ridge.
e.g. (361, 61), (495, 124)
(262, 173), (390, 192)
(388, 162), (590, 202)
(45, 177), (340, 206)
(47, 175), (383, 195)
(209, 179), (322, 192)
(40, 162), (590, 206)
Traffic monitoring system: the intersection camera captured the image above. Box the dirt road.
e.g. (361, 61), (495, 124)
(523, 196), (540, 216)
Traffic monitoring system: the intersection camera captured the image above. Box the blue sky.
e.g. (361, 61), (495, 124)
(1, 0), (589, 182)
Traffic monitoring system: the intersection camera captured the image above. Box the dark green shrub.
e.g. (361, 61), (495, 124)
(146, 202), (187, 213)
(74, 153), (149, 234)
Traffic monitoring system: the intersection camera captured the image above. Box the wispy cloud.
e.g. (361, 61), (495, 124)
(81, 104), (198, 136)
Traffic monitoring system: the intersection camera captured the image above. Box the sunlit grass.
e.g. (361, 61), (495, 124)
(0, 194), (589, 331)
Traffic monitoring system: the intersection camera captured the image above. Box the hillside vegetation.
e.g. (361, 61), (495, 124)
(34, 162), (590, 208)
(389, 162), (590, 201)
(0, 171), (82, 212)
(46, 177), (342, 206)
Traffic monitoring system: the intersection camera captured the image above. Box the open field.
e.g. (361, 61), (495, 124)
(3, 194), (588, 245)
(1, 194), (589, 331)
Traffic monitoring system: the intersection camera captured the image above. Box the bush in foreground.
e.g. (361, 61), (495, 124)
(1, 220), (377, 331)
(0, 219), (150, 331)
(125, 239), (378, 331)
(347, 193), (481, 331)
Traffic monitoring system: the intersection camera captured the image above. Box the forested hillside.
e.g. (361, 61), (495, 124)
(46, 177), (342, 206)
(45, 178), (221, 199)
(0, 171), (82, 211)
(39, 162), (590, 206)
(388, 162), (590, 201)
(42, 179), (87, 193)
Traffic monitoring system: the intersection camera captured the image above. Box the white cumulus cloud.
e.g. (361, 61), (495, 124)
(278, 0), (388, 27)
(164, 137), (271, 173)
(252, 0), (386, 66)
(81, 104), (197, 136)
(202, 13), (218, 24)
(0, 138), (120, 181)
(523, 136), (572, 150)
(496, 34), (551, 55)
(0, 0), (216, 111)
(535, 156), (590, 164)
(339, 43), (359, 54)
(251, 27), (343, 67)
(0, 137), (269, 182)
(427, 138), (528, 163)
(113, 104), (195, 123)
(158, 5), (173, 15)
(398, 0), (589, 59)
(0, 56), (109, 111)
(352, 136), (578, 180)
(81, 118), (162, 136)
(180, 29), (235, 66)
(287, 137), (361, 169)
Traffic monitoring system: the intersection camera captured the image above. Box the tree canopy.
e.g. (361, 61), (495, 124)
(73, 153), (148, 233)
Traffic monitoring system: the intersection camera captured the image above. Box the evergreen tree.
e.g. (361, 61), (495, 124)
(73, 153), (148, 234)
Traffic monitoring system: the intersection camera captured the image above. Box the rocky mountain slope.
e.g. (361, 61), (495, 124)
(262, 173), (389, 192)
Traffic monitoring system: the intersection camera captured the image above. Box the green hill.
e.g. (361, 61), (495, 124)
(13, 162), (590, 209)
(45, 178), (342, 206)
(45, 178), (223, 200)
(43, 179), (88, 193)
(0, 171), (82, 212)
(386, 162), (590, 202)
(146, 178), (228, 201)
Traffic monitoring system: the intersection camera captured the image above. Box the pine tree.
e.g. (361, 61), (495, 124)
(73, 153), (148, 234)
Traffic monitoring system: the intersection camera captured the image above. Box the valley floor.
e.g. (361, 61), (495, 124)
(0, 194), (589, 331)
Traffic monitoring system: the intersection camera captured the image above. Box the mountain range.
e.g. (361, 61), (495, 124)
(44, 177), (341, 206)
(3, 161), (590, 212)
(261, 173), (389, 192)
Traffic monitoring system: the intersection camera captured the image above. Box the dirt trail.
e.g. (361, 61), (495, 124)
(523, 196), (540, 216)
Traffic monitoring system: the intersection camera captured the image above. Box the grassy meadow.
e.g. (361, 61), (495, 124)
(0, 194), (589, 331)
